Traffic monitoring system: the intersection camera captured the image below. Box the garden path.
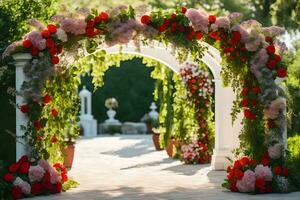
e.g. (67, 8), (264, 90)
(29, 135), (300, 200)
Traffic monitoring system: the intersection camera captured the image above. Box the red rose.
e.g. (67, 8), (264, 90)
(141, 15), (151, 24)
(3, 173), (14, 182)
(12, 186), (23, 199)
(266, 45), (275, 55)
(94, 16), (101, 23)
(19, 162), (30, 174)
(47, 24), (57, 33)
(273, 166), (282, 175)
(86, 20), (94, 28)
(266, 60), (277, 70)
(196, 32), (203, 40)
(240, 156), (250, 166)
(282, 167), (289, 177)
(34, 120), (42, 131)
(44, 172), (51, 183)
(252, 86), (261, 94)
(227, 171), (234, 180)
(31, 182), (42, 195)
(250, 159), (257, 165)
(251, 99), (257, 106)
(9, 163), (20, 173)
(255, 177), (265, 189)
(41, 29), (51, 38)
(241, 98), (249, 107)
(208, 15), (216, 24)
(61, 173), (68, 183)
(235, 169), (244, 180)
(55, 182), (62, 193)
(244, 109), (252, 119)
(31, 47), (39, 56)
(265, 36), (273, 44)
(100, 12), (109, 21)
(232, 31), (241, 42)
(51, 108), (58, 117)
(233, 160), (241, 169)
(181, 6), (187, 13)
(46, 38), (55, 48)
(261, 157), (269, 166)
(163, 19), (171, 27)
(22, 40), (32, 49)
(277, 67), (287, 78)
(49, 47), (57, 56)
(19, 155), (29, 163)
(43, 94), (52, 104)
(53, 163), (62, 169)
(20, 104), (29, 113)
(51, 136), (57, 144)
(226, 166), (232, 173)
(86, 28), (95, 38)
(209, 31), (219, 40)
(230, 182), (238, 192)
(51, 56), (59, 64)
(158, 24), (167, 33)
(274, 54), (281, 62)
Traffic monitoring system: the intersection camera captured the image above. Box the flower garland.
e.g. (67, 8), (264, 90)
(180, 62), (214, 164)
(2, 156), (67, 199)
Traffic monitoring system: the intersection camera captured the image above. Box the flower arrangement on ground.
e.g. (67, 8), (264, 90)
(1, 156), (68, 199)
(181, 137), (211, 164)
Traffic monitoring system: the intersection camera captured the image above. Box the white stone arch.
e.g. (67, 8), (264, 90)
(13, 42), (241, 170)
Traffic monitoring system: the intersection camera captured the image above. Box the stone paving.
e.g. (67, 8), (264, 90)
(29, 135), (300, 200)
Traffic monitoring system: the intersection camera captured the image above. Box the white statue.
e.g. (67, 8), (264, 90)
(149, 102), (158, 120)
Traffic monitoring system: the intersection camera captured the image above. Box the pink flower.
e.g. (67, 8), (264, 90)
(268, 143), (283, 159)
(26, 31), (46, 50)
(250, 48), (269, 78)
(228, 12), (243, 24)
(61, 18), (87, 35)
(264, 97), (286, 119)
(231, 24), (249, 43)
(215, 16), (230, 29)
(2, 41), (22, 58)
(50, 170), (61, 184)
(236, 170), (256, 192)
(254, 164), (273, 181)
(38, 160), (52, 171)
(13, 177), (31, 195)
(262, 26), (285, 37)
(185, 9), (209, 33)
(29, 165), (45, 182)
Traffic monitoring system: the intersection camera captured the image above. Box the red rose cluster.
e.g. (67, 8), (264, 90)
(22, 24), (62, 65)
(85, 11), (109, 37)
(2, 156), (67, 199)
(265, 40), (287, 78)
(240, 84), (261, 120)
(141, 7), (204, 41)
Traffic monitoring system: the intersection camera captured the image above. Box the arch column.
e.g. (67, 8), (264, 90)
(13, 53), (32, 161)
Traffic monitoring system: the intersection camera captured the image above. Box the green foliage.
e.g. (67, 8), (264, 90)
(287, 135), (300, 190)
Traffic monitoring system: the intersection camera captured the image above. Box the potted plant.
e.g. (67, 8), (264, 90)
(166, 137), (175, 157)
(61, 127), (80, 169)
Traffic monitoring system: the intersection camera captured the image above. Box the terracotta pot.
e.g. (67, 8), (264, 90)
(61, 143), (75, 169)
(166, 139), (174, 157)
(152, 133), (163, 151)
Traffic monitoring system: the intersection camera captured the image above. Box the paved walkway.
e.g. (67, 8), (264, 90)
(30, 135), (300, 200)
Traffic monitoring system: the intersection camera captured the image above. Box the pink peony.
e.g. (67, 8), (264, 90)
(185, 9), (209, 33)
(236, 170), (256, 192)
(26, 31), (46, 50)
(61, 18), (87, 35)
(254, 164), (273, 181)
(268, 143), (283, 159)
(13, 177), (31, 195)
(215, 16), (230, 29)
(264, 97), (286, 119)
(29, 165), (45, 182)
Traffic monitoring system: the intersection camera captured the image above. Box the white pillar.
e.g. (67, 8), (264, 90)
(13, 53), (32, 161)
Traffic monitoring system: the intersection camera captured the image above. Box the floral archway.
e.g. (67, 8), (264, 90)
(2, 5), (290, 198)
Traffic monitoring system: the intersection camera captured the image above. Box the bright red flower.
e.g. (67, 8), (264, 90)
(51, 108), (58, 117)
(235, 169), (244, 180)
(20, 104), (29, 113)
(266, 60), (277, 70)
(277, 67), (287, 78)
(86, 20), (94, 28)
(22, 40), (32, 49)
(12, 186), (23, 199)
(86, 28), (95, 37)
(47, 24), (57, 33)
(250, 159), (257, 165)
(141, 15), (151, 24)
(241, 98), (249, 107)
(230, 182), (238, 192)
(19, 155), (29, 163)
(255, 177), (265, 189)
(273, 166), (282, 175)
(19, 162), (30, 174)
(208, 15), (216, 24)
(232, 31), (241, 42)
(261, 157), (269, 166)
(99, 12), (109, 21)
(49, 47), (57, 56)
(274, 54), (281, 62)
(31, 182), (42, 195)
(94, 16), (101, 23)
(158, 24), (167, 32)
(51, 136), (57, 144)
(227, 171), (234, 180)
(196, 32), (203, 40)
(44, 172), (51, 183)
(61, 173), (68, 183)
(34, 120), (42, 131)
(244, 109), (252, 119)
(240, 156), (250, 166)
(51, 56), (59, 64)
(233, 160), (241, 169)
(31, 47), (39, 56)
(41, 29), (51, 38)
(55, 182), (62, 193)
(282, 167), (289, 177)
(181, 6), (187, 13)
(253, 86), (261, 94)
(46, 38), (55, 48)
(9, 163), (19, 173)
(209, 31), (219, 40)
(266, 45), (275, 55)
(4, 173), (14, 182)
(43, 94), (52, 104)
(226, 166), (232, 173)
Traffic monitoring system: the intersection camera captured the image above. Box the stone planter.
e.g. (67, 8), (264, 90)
(61, 143), (75, 169)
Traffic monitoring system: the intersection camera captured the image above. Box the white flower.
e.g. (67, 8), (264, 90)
(56, 28), (68, 42)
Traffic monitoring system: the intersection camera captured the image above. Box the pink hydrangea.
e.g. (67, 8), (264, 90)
(29, 165), (45, 182)
(215, 16), (230, 29)
(26, 31), (46, 50)
(236, 170), (256, 192)
(268, 143), (283, 159)
(255, 164), (273, 181)
(13, 177), (31, 195)
(50, 169), (62, 184)
(262, 26), (285, 37)
(61, 18), (87, 35)
(228, 12), (243, 24)
(250, 48), (269, 78)
(185, 8), (209, 33)
(264, 97), (286, 119)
